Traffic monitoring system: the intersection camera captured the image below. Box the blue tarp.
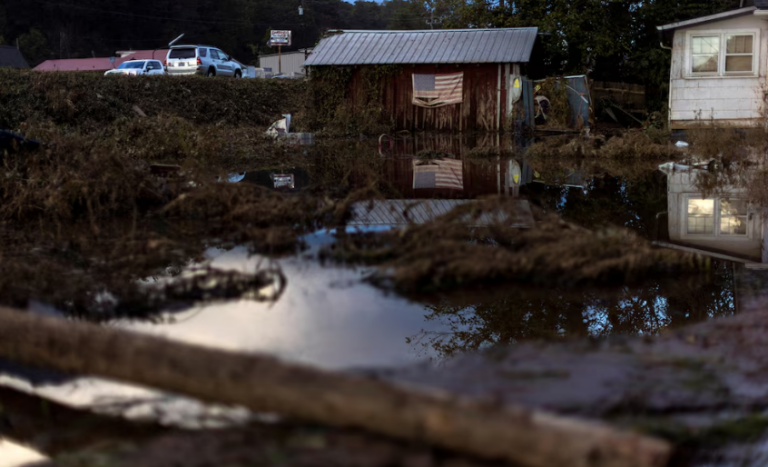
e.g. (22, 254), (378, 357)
(563, 75), (591, 128)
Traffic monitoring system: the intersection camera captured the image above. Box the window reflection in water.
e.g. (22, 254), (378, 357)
(720, 199), (747, 236)
(687, 199), (715, 234)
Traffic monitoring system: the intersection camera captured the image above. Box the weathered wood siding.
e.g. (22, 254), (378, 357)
(360, 134), (516, 198)
(669, 15), (768, 129)
(349, 64), (522, 132)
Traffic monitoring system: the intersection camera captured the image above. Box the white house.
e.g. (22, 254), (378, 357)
(658, 0), (768, 129)
(658, 162), (768, 267)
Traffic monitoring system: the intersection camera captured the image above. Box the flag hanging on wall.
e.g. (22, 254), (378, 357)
(413, 158), (463, 190)
(412, 72), (464, 108)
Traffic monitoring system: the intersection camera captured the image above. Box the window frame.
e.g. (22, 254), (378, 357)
(682, 195), (751, 239)
(685, 29), (759, 78)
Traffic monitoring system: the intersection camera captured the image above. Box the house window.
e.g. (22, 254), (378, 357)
(688, 31), (757, 77)
(720, 199), (748, 235)
(686, 198), (748, 236)
(691, 36), (719, 73)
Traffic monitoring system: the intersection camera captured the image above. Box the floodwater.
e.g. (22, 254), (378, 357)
(2, 134), (765, 464)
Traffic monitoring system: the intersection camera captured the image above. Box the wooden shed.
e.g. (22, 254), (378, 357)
(305, 28), (539, 132)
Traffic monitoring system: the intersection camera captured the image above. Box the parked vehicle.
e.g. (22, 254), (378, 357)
(104, 60), (166, 76)
(165, 45), (243, 78)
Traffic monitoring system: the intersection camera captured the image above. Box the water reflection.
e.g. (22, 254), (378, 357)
(5, 135), (768, 434)
(411, 262), (737, 359)
(660, 162), (764, 263)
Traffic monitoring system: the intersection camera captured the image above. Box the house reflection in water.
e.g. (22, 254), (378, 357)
(659, 162), (765, 267)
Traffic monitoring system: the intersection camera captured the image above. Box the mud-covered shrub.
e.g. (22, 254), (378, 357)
(0, 69), (309, 130)
(327, 198), (710, 292)
(528, 132), (679, 162)
(687, 126), (765, 161)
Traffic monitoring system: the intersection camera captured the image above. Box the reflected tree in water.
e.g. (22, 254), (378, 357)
(412, 261), (735, 359)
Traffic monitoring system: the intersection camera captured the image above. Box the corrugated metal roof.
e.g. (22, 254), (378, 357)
(349, 199), (534, 228)
(0, 46), (29, 69)
(305, 28), (538, 66)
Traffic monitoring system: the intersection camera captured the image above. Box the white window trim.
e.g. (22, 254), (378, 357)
(684, 29), (760, 79)
(681, 194), (752, 240)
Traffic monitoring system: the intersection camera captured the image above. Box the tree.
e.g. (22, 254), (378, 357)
(0, 4), (6, 45)
(17, 28), (49, 66)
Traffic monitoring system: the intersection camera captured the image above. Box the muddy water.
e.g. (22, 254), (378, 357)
(1, 136), (763, 464)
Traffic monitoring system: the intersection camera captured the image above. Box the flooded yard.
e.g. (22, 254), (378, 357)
(2, 127), (768, 467)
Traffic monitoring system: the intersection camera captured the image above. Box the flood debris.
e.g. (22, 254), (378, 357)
(328, 198), (709, 293)
(0, 223), (287, 320)
(527, 131), (679, 163)
(0, 307), (673, 467)
(371, 304), (768, 465)
(0, 128), (40, 154)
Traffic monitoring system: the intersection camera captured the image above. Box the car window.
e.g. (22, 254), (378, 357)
(169, 48), (196, 59)
(199, 48), (207, 58)
(218, 51), (229, 60)
(119, 61), (145, 69)
(153, 61), (163, 69)
(209, 49), (220, 60)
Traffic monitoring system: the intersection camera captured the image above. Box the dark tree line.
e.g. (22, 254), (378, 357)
(0, 0), (434, 66)
(0, 0), (746, 108)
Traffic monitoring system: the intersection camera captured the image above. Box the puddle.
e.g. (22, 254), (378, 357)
(0, 440), (48, 467)
(2, 133), (768, 464)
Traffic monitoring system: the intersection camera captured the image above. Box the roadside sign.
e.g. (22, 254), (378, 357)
(269, 30), (292, 47)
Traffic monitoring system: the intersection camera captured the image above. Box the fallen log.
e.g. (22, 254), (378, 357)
(0, 307), (672, 467)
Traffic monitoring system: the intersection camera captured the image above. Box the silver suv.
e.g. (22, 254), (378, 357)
(165, 45), (243, 78)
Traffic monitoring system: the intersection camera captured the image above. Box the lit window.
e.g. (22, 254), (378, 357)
(686, 198), (748, 237)
(689, 32), (756, 76)
(687, 199), (715, 234)
(720, 199), (747, 235)
(691, 36), (719, 74)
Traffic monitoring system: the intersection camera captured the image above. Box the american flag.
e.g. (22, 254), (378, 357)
(413, 159), (463, 190)
(412, 72), (464, 108)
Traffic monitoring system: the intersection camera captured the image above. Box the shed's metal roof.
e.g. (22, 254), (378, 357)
(348, 199), (534, 228)
(305, 28), (538, 66)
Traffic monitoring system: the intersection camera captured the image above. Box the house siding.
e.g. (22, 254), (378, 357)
(669, 15), (768, 129)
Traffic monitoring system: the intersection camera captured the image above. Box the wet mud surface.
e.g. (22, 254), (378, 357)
(1, 122), (766, 466)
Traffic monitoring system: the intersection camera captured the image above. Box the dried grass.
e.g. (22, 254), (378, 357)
(0, 223), (283, 319)
(327, 198), (710, 293)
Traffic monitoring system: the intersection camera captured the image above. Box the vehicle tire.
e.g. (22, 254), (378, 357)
(206, 68), (216, 77)
(234, 70), (242, 78)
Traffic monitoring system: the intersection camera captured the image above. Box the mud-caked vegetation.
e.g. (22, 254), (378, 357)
(326, 197), (709, 293)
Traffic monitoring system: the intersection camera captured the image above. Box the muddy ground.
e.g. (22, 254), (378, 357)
(2, 72), (768, 466)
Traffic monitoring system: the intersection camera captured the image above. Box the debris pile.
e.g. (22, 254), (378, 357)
(327, 198), (710, 292)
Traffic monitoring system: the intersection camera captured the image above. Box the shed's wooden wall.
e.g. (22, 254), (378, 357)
(670, 15), (768, 129)
(349, 63), (522, 132)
